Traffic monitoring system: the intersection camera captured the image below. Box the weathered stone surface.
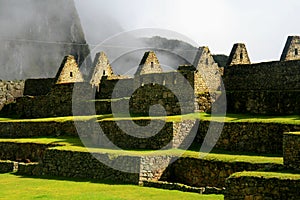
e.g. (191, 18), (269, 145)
(225, 173), (300, 200)
(283, 132), (300, 170)
(0, 160), (16, 173)
(0, 142), (57, 162)
(135, 51), (163, 76)
(55, 55), (84, 84)
(227, 43), (251, 66)
(0, 120), (297, 154)
(196, 121), (300, 154)
(17, 149), (140, 184)
(280, 36), (300, 61)
(90, 52), (114, 89)
(161, 158), (281, 188)
(0, 80), (24, 110)
(23, 78), (55, 96)
(193, 47), (222, 92)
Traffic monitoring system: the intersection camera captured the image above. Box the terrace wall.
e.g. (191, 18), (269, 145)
(225, 173), (300, 200)
(162, 158), (281, 188)
(283, 132), (300, 170)
(0, 120), (299, 154)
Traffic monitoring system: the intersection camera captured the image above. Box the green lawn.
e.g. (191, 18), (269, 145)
(0, 173), (223, 200)
(1, 113), (300, 125)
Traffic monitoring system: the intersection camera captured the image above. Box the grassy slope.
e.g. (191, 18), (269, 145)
(0, 173), (223, 200)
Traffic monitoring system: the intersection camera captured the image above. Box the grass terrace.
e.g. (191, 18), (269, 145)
(0, 113), (300, 124)
(0, 173), (223, 200)
(0, 137), (283, 165)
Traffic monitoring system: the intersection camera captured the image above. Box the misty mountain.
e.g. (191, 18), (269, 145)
(110, 36), (228, 76)
(0, 0), (90, 80)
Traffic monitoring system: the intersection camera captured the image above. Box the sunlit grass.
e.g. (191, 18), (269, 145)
(0, 173), (223, 200)
(230, 171), (300, 180)
(0, 113), (299, 125)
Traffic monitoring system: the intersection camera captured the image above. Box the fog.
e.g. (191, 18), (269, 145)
(0, 0), (89, 80)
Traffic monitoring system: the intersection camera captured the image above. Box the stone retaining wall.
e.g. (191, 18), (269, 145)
(0, 80), (24, 110)
(226, 90), (300, 115)
(283, 132), (300, 170)
(162, 157), (281, 188)
(0, 160), (16, 173)
(0, 142), (57, 162)
(225, 172), (300, 200)
(0, 120), (298, 153)
(0, 120), (196, 150)
(196, 121), (300, 154)
(17, 149), (140, 184)
(0, 121), (78, 138)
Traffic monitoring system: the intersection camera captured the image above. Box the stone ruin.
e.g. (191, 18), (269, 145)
(1, 35), (300, 116)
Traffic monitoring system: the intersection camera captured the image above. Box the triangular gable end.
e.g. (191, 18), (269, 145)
(193, 47), (219, 69)
(55, 55), (84, 84)
(280, 36), (300, 61)
(135, 51), (163, 76)
(227, 43), (251, 66)
(90, 52), (114, 87)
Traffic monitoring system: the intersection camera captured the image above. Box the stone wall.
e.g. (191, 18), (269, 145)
(223, 60), (300, 114)
(0, 120), (298, 154)
(223, 60), (300, 91)
(0, 142), (57, 162)
(225, 172), (300, 200)
(0, 160), (16, 173)
(0, 80), (24, 110)
(0, 121), (78, 138)
(162, 158), (281, 188)
(139, 156), (176, 182)
(14, 83), (90, 118)
(85, 120), (197, 150)
(283, 132), (300, 170)
(23, 78), (55, 96)
(196, 121), (300, 154)
(0, 119), (196, 150)
(18, 149), (140, 184)
(0, 142), (282, 188)
(226, 90), (300, 115)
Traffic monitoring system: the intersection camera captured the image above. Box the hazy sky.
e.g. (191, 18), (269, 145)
(75, 0), (300, 63)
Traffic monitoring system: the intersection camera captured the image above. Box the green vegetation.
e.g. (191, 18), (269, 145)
(230, 171), (300, 180)
(0, 137), (283, 164)
(1, 112), (300, 125)
(0, 173), (223, 200)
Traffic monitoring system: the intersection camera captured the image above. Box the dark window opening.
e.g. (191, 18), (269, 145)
(205, 58), (209, 65)
(240, 52), (243, 60)
(295, 49), (298, 56)
(103, 70), (106, 76)
(70, 72), (73, 78)
(151, 62), (154, 68)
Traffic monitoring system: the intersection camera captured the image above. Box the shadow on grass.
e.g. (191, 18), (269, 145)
(48, 136), (85, 147)
(11, 172), (135, 185)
